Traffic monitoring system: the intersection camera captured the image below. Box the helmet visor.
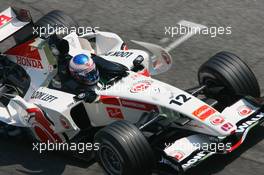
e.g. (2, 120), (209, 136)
(79, 68), (99, 85)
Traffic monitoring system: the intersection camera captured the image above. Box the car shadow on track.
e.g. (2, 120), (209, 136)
(0, 138), (96, 175)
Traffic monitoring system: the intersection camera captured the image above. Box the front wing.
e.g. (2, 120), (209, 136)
(160, 108), (264, 173)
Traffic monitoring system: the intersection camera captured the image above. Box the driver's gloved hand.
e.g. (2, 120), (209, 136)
(49, 34), (69, 56)
(50, 44), (60, 56)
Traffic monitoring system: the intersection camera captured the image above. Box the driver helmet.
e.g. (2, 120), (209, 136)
(69, 53), (99, 85)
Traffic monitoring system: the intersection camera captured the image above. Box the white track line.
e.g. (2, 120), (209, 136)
(165, 20), (207, 52)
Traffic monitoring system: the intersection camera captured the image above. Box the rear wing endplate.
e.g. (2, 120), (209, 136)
(0, 7), (32, 42)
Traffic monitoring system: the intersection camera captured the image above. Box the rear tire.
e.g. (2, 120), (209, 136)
(198, 51), (260, 104)
(35, 10), (79, 37)
(94, 120), (155, 175)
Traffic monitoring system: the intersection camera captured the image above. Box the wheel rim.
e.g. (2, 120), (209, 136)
(100, 144), (122, 175)
(203, 77), (232, 93)
(200, 71), (233, 94)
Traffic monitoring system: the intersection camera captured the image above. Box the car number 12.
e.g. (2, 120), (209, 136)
(169, 94), (191, 106)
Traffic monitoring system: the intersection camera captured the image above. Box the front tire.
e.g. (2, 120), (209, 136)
(198, 51), (260, 104)
(94, 120), (155, 175)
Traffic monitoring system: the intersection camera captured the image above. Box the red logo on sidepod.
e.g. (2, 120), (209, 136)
(106, 107), (124, 119)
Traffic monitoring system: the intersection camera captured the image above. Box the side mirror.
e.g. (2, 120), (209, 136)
(133, 55), (144, 67)
(131, 40), (172, 75)
(132, 55), (144, 71)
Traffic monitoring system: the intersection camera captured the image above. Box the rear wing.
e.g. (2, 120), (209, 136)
(0, 7), (32, 43)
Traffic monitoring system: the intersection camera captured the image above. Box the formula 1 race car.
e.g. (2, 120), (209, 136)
(0, 7), (264, 175)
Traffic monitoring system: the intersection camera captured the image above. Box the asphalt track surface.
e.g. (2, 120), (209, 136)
(0, 0), (264, 175)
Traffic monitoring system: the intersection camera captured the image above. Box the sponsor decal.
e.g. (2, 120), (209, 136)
(5, 40), (42, 69)
(130, 80), (153, 93)
(105, 51), (133, 58)
(228, 113), (264, 152)
(0, 14), (12, 27)
(221, 122), (233, 131)
(165, 148), (185, 161)
(182, 151), (207, 168)
(236, 113), (264, 133)
(210, 115), (225, 125)
(17, 56), (43, 69)
(237, 105), (253, 116)
(31, 91), (58, 103)
(106, 107), (124, 119)
(174, 151), (185, 160)
(120, 99), (158, 111)
(60, 117), (70, 129)
(192, 105), (216, 121)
